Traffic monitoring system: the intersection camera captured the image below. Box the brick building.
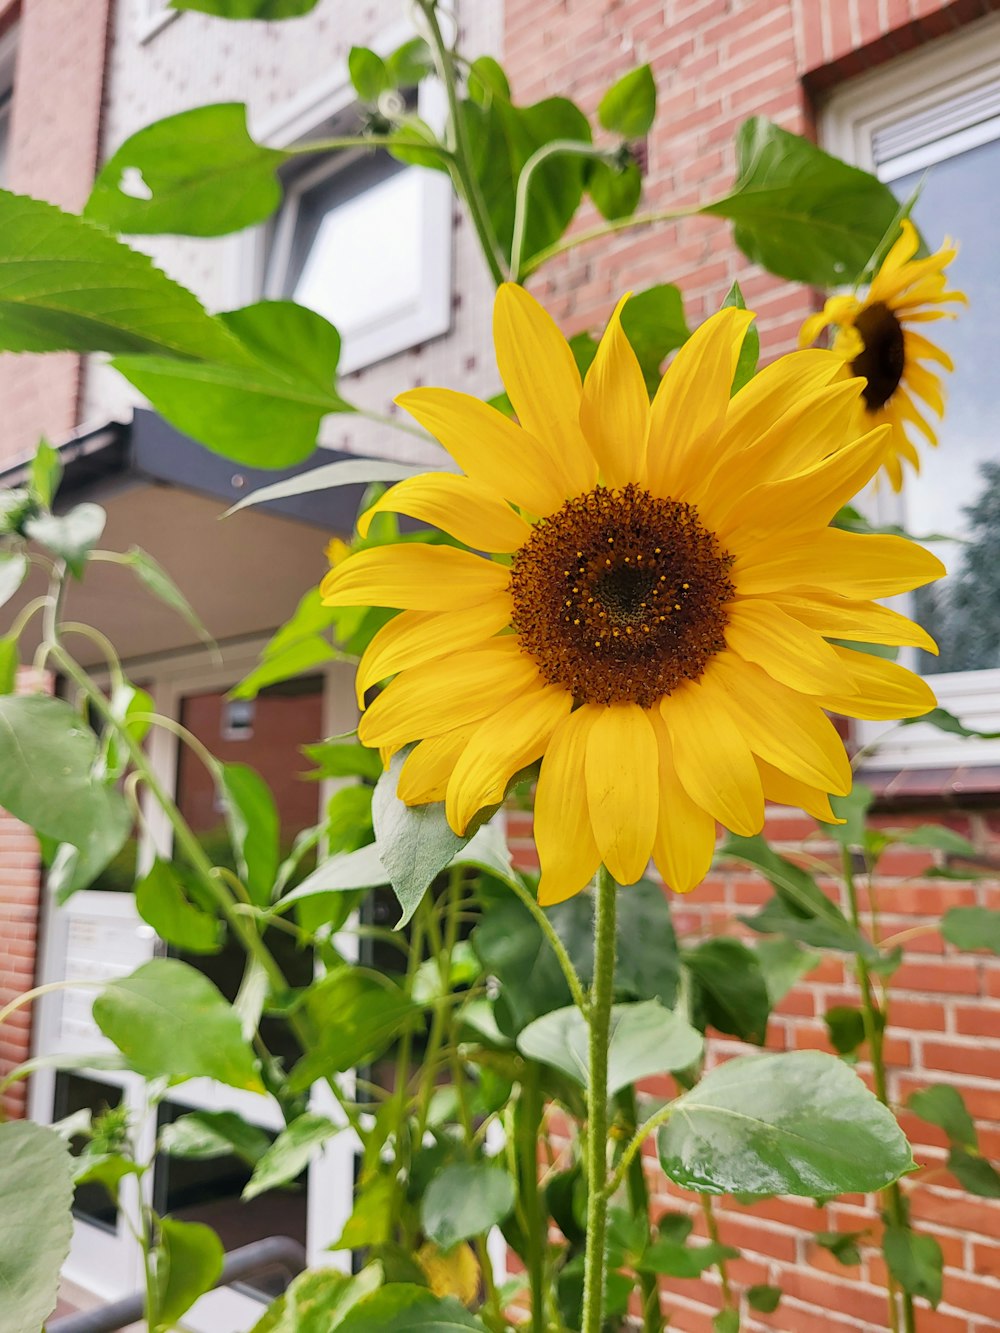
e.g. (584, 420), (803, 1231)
(0, 1), (998, 1329)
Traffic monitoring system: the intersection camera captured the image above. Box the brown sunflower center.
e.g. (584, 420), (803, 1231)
(851, 300), (905, 411)
(508, 483), (735, 708)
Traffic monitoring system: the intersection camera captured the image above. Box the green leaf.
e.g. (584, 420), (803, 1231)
(713, 1311), (741, 1333)
(467, 56), (511, 105)
(85, 104), (287, 237)
(754, 937), (821, 1005)
(0, 550), (27, 608)
(883, 1227), (943, 1308)
(160, 1109), (270, 1165)
(597, 65), (656, 138)
(154, 1217), (224, 1330)
(0, 637), (16, 694)
(228, 456), (425, 515)
(588, 158), (642, 221)
(349, 47), (390, 101)
(702, 117), (903, 286)
(221, 762), (280, 906)
(517, 1000), (703, 1096)
(30, 438), (63, 507)
(371, 750), (466, 926)
(24, 502), (106, 577)
(0, 694), (131, 869)
(823, 783), (874, 852)
(73, 1151), (143, 1194)
(302, 739), (383, 783)
(136, 859), (223, 954)
(824, 1005), (871, 1057)
(172, 0), (321, 15)
(93, 957), (264, 1092)
(331, 1173), (396, 1251)
(0, 1121), (74, 1333)
(902, 706), (1000, 742)
(948, 1147), (1000, 1198)
(114, 299), (354, 468)
(336, 1284), (489, 1333)
(421, 1163), (516, 1249)
(287, 967), (418, 1092)
(249, 1267), (382, 1333)
(122, 546), (217, 653)
(0, 488), (37, 535)
(942, 906), (1000, 954)
(385, 38), (434, 89)
(683, 938), (770, 1044)
(279, 840), (386, 904)
(233, 635), (337, 700)
(621, 285), (689, 394)
(892, 824), (977, 857)
(907, 1085), (977, 1149)
(0, 188), (240, 358)
(657, 1050), (914, 1197)
(815, 1230), (863, 1266)
(722, 281), (758, 394)
(636, 1239), (738, 1279)
(747, 1285), (782, 1313)
(243, 1113), (340, 1201)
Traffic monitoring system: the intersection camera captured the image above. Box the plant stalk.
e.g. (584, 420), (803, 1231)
(618, 1086), (664, 1333)
(580, 864), (617, 1333)
(842, 849), (915, 1333)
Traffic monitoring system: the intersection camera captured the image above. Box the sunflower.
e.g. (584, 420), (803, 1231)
(799, 219), (966, 491)
(322, 284), (943, 904)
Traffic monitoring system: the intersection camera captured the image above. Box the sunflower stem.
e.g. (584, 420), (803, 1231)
(842, 848), (915, 1333)
(618, 1086), (664, 1333)
(581, 864), (617, 1333)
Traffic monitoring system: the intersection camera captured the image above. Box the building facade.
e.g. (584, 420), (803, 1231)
(0, 0), (999, 1329)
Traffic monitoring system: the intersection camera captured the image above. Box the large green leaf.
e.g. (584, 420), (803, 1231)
(597, 65), (656, 138)
(93, 958), (264, 1092)
(336, 1284), (489, 1333)
(136, 859), (223, 954)
(221, 762), (280, 906)
(287, 967), (419, 1092)
(243, 1113), (341, 1201)
(657, 1050), (913, 1197)
(86, 103), (288, 236)
(153, 1217), (224, 1330)
(0, 695), (132, 879)
(621, 285), (690, 394)
(421, 1163), (516, 1249)
(683, 938), (770, 1045)
(173, 0), (321, 14)
(702, 118), (903, 286)
(0, 188), (239, 358)
(159, 1109), (270, 1165)
(250, 1267), (382, 1333)
(0, 1121), (74, 1333)
(517, 1000), (703, 1096)
(883, 1227), (942, 1308)
(114, 299), (354, 467)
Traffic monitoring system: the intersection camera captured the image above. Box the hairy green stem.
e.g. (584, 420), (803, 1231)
(842, 849), (913, 1333)
(509, 139), (619, 282)
(618, 1087), (664, 1333)
(581, 865), (617, 1333)
(520, 202), (702, 277)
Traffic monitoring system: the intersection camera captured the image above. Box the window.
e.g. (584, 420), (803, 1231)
(259, 75), (452, 376)
(821, 14), (1000, 767)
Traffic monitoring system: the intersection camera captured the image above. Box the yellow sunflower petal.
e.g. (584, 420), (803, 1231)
(358, 639), (542, 749)
(493, 282), (598, 496)
(818, 647), (937, 721)
(893, 386), (938, 443)
(355, 597), (514, 706)
(580, 292), (649, 486)
(357, 475), (532, 552)
(756, 757), (840, 824)
(904, 329), (953, 372)
(395, 387), (568, 515)
(536, 707), (602, 906)
(716, 348), (847, 455)
(724, 599), (855, 695)
(660, 676), (764, 837)
(585, 703), (658, 884)
(877, 218), (920, 276)
(646, 307), (756, 499)
(445, 684), (572, 834)
(398, 726), (479, 804)
(713, 655), (852, 795)
(798, 294), (862, 347)
(648, 710), (716, 894)
(321, 543), (510, 611)
(903, 360), (945, 416)
(734, 529), (945, 599)
(771, 591), (938, 656)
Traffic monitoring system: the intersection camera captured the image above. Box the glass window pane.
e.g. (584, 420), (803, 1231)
(52, 1072), (123, 1233)
(889, 131), (1000, 674)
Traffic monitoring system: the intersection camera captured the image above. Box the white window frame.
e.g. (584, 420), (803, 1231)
(29, 639), (360, 1327)
(819, 11), (1000, 770)
(231, 25), (452, 383)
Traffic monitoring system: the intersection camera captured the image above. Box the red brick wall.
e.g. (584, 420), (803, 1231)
(0, 0), (114, 467)
(503, 1), (1000, 1328)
